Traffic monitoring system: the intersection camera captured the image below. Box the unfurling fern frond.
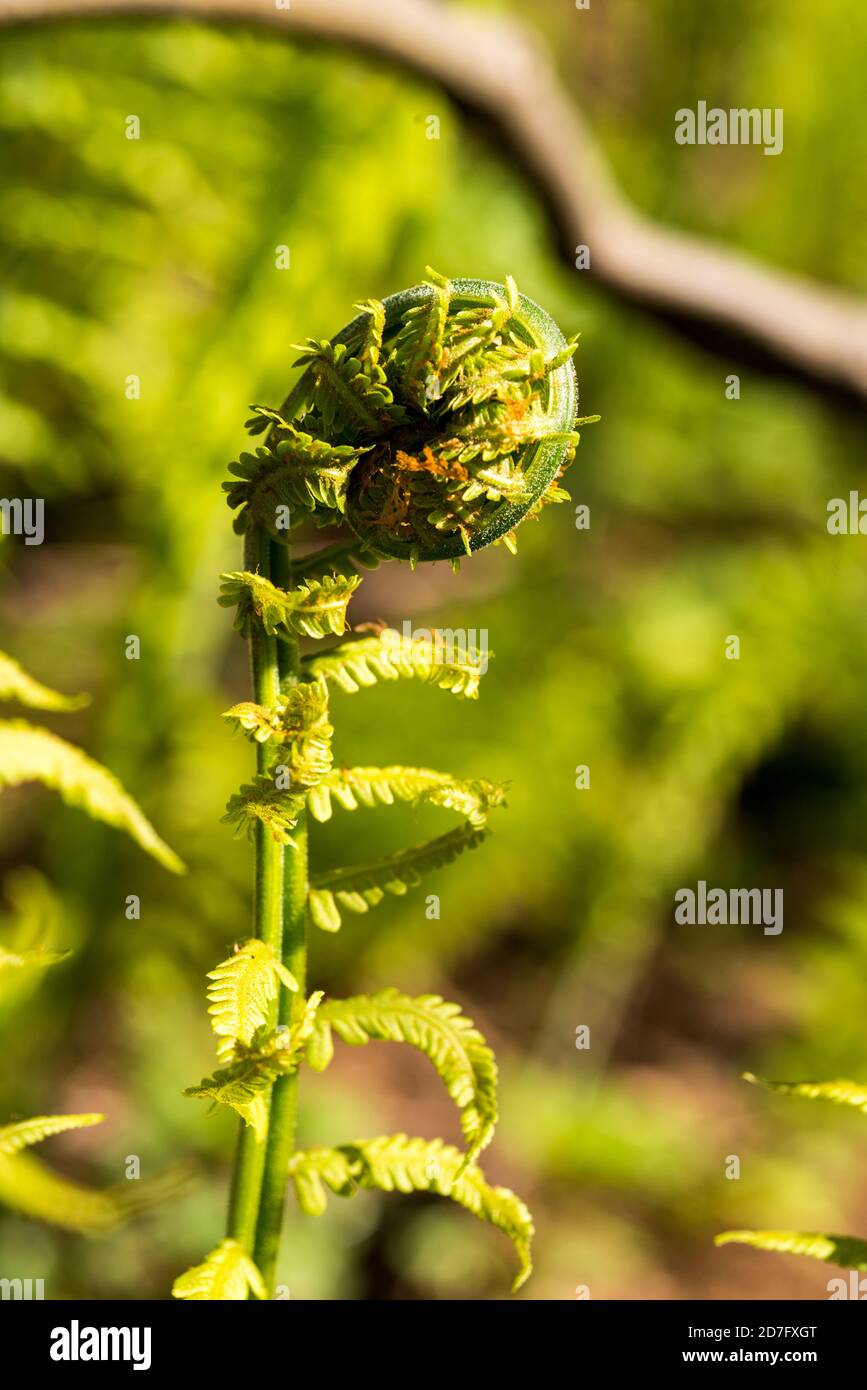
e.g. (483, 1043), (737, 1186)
(0, 651), (88, 711)
(219, 571), (359, 641)
(224, 432), (369, 534)
(308, 990), (498, 1161)
(0, 1112), (103, 1156)
(715, 1230), (867, 1271)
(308, 822), (487, 932)
(338, 272), (591, 562)
(305, 628), (489, 700)
(184, 994), (323, 1138)
(288, 1134), (533, 1291)
(270, 680), (333, 786)
(206, 940), (298, 1062)
(292, 338), (406, 439)
(172, 1239), (266, 1301)
(222, 776), (306, 846)
(743, 1073), (867, 1113)
(207, 272), (585, 1294)
(224, 679), (333, 787)
(0, 721), (184, 873)
(306, 765), (505, 828)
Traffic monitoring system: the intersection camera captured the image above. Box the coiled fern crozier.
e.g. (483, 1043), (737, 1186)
(174, 270), (597, 1300)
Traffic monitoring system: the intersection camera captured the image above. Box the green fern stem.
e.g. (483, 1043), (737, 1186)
(252, 541), (309, 1292)
(226, 530), (285, 1252)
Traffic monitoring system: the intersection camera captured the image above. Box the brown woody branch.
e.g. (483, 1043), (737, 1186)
(3, 0), (866, 401)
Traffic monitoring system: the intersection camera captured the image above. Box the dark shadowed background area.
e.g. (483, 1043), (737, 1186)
(1, 0), (866, 1299)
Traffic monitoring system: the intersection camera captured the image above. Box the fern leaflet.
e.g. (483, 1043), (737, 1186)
(185, 994), (323, 1138)
(219, 571), (359, 640)
(288, 1133), (533, 1291)
(292, 337), (405, 438)
(206, 939), (298, 1062)
(0, 1153), (120, 1234)
(307, 765), (505, 828)
(172, 1239), (266, 1301)
(224, 432), (368, 534)
(0, 870), (67, 998)
(222, 776), (306, 846)
(304, 628), (489, 699)
(308, 989), (498, 1161)
(354, 298), (386, 370)
(308, 822), (487, 932)
(387, 266), (451, 407)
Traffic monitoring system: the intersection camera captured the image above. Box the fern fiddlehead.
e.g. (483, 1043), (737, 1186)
(176, 269), (596, 1299)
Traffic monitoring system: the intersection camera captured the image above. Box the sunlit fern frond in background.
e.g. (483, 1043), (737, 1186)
(715, 1230), (867, 1271)
(0, 721), (184, 873)
(0, 871), (68, 994)
(0, 652), (89, 712)
(716, 1072), (867, 1275)
(743, 1073), (867, 1113)
(0, 1113), (191, 1233)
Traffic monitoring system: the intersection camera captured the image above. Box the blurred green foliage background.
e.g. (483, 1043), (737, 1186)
(0, 0), (866, 1299)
